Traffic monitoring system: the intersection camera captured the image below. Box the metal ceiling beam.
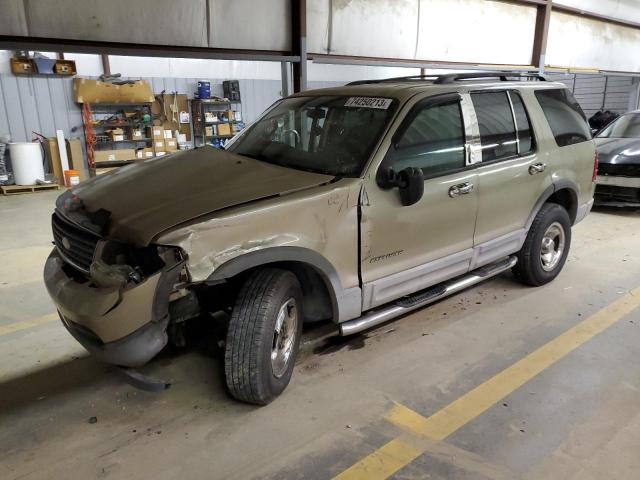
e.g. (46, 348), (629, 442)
(552, 3), (640, 30)
(291, 0), (307, 92)
(309, 53), (536, 72)
(531, 1), (551, 73)
(497, 0), (640, 30)
(0, 36), (301, 63)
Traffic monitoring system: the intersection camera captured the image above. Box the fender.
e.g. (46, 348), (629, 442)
(206, 246), (362, 323)
(525, 180), (580, 232)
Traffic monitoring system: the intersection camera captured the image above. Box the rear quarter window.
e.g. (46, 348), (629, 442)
(535, 89), (591, 147)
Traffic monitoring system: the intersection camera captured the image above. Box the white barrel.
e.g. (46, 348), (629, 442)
(10, 142), (44, 185)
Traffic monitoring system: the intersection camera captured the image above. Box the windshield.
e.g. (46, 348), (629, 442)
(227, 95), (398, 176)
(596, 113), (640, 139)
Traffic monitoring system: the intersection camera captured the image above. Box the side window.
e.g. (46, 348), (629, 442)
(535, 89), (591, 147)
(509, 92), (534, 154)
(387, 101), (465, 177)
(471, 92), (517, 162)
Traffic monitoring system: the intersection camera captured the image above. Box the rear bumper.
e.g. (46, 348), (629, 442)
(44, 249), (180, 367)
(575, 198), (594, 224)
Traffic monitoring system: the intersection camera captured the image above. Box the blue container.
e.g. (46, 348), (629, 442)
(197, 80), (211, 99)
(33, 58), (56, 74)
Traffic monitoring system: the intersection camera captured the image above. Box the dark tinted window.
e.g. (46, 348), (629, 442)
(535, 89), (591, 147)
(509, 92), (534, 153)
(471, 92), (517, 161)
(388, 101), (465, 176)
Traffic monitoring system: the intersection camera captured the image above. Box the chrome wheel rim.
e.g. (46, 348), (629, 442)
(271, 298), (298, 378)
(540, 222), (565, 272)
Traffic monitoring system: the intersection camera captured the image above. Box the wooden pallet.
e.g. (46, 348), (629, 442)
(1, 183), (61, 196)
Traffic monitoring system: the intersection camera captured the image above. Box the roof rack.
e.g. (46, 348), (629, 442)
(346, 71), (546, 86)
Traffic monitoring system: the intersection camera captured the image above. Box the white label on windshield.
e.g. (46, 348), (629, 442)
(344, 97), (393, 109)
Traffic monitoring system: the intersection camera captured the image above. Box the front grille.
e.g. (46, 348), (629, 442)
(598, 163), (640, 177)
(52, 212), (101, 273)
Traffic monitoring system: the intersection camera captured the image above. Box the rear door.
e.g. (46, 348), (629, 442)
(470, 89), (552, 267)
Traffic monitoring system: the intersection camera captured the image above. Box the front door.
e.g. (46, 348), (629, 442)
(360, 93), (480, 309)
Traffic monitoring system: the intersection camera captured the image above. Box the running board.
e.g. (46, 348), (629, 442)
(339, 256), (518, 336)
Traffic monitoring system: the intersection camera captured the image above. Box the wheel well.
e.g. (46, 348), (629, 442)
(546, 188), (578, 224)
(224, 261), (335, 323)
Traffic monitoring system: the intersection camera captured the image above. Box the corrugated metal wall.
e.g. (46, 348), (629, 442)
(546, 73), (639, 119)
(0, 74), (343, 144)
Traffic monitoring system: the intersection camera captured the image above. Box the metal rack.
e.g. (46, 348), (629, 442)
(190, 98), (242, 148)
(83, 102), (154, 171)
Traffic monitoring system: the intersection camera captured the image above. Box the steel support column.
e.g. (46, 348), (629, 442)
(291, 0), (307, 92)
(531, 0), (551, 74)
(281, 62), (292, 97)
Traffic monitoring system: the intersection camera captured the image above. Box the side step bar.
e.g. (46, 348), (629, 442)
(339, 256), (518, 336)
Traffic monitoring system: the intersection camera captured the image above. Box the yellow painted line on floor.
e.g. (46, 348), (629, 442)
(0, 313), (58, 337)
(335, 287), (640, 480)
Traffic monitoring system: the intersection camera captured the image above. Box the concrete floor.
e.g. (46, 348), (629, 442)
(1, 190), (639, 480)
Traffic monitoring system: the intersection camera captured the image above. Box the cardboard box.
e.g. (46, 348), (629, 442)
(152, 139), (165, 151)
(74, 78), (154, 104)
(218, 123), (232, 136)
(135, 147), (154, 159)
(146, 126), (164, 139)
(94, 149), (136, 163)
(131, 129), (145, 140)
(107, 128), (125, 142)
(66, 138), (89, 181)
(163, 129), (173, 139)
(151, 93), (192, 141)
(43, 138), (64, 184)
(164, 139), (178, 151)
(205, 126), (214, 137)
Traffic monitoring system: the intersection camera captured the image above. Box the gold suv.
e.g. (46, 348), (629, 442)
(45, 72), (597, 404)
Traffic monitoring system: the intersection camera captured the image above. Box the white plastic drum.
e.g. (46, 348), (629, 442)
(10, 142), (44, 185)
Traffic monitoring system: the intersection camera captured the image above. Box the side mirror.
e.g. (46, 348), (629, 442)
(377, 166), (424, 206)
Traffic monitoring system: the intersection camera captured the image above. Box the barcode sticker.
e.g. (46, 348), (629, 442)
(344, 97), (393, 109)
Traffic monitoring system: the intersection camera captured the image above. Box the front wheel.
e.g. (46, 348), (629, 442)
(224, 268), (303, 405)
(513, 203), (572, 286)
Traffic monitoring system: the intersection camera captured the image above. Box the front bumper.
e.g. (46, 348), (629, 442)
(594, 176), (640, 207)
(44, 249), (179, 367)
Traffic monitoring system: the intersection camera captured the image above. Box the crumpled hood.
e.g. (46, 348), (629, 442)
(595, 137), (640, 165)
(70, 146), (333, 246)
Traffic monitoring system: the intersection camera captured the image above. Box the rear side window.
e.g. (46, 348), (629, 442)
(471, 92), (517, 162)
(535, 89), (591, 147)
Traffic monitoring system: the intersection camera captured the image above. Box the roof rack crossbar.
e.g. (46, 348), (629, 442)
(345, 71), (546, 86)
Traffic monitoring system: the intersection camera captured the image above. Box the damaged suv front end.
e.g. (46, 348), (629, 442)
(44, 191), (187, 366)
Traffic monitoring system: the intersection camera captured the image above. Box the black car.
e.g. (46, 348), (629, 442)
(594, 110), (640, 207)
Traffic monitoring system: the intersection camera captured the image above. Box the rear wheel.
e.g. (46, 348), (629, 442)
(513, 203), (571, 286)
(224, 268), (303, 405)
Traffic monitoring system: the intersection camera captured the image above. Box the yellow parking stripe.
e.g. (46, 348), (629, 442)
(335, 287), (640, 479)
(0, 313), (58, 336)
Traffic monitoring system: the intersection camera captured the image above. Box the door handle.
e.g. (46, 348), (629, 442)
(448, 182), (474, 198)
(529, 162), (547, 175)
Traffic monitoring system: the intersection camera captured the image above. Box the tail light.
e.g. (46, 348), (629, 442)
(592, 151), (599, 182)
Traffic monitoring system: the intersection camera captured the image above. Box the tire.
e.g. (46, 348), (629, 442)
(512, 203), (572, 286)
(224, 268), (303, 405)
